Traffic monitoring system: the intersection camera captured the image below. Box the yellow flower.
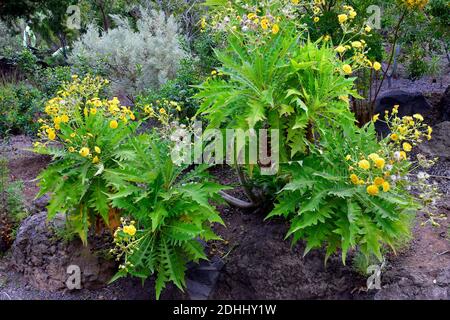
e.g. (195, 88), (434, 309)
(345, 155), (352, 161)
(70, 133), (76, 138)
(342, 64), (352, 75)
(79, 147), (90, 157)
(47, 130), (56, 141)
(364, 25), (372, 33)
(110, 120), (118, 129)
(373, 62), (381, 71)
(375, 158), (386, 169)
(335, 45), (346, 54)
(351, 41), (362, 48)
(159, 108), (166, 114)
(338, 14), (348, 24)
(368, 153), (380, 161)
(292, 0), (300, 4)
(427, 126), (433, 136)
(358, 159), (370, 170)
(92, 156), (100, 164)
(366, 185), (379, 196)
(382, 181), (390, 192)
(350, 174), (359, 184)
(68, 147), (75, 153)
(390, 133), (399, 141)
(413, 114), (424, 121)
(90, 108), (97, 115)
(369, 114), (379, 124)
(314, 17), (320, 23)
(123, 225), (137, 236)
(374, 177), (385, 186)
(400, 151), (407, 160)
(61, 114), (69, 123)
(349, 10), (357, 19)
(272, 24), (280, 34)
(261, 18), (269, 30)
(403, 142), (412, 152)
(94, 146), (101, 154)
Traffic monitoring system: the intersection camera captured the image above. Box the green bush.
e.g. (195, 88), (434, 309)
(0, 83), (44, 136)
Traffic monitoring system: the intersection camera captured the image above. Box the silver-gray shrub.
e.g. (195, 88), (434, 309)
(69, 7), (186, 97)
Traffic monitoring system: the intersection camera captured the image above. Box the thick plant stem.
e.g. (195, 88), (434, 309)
(235, 164), (261, 205)
(218, 190), (258, 209)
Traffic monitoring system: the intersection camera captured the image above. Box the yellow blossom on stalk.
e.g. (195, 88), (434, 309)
(349, 10), (357, 19)
(338, 14), (348, 24)
(372, 114), (379, 122)
(345, 155), (352, 161)
(350, 174), (359, 184)
(373, 62), (382, 71)
(400, 151), (407, 160)
(392, 105), (399, 114)
(123, 225), (137, 236)
(68, 147), (75, 153)
(159, 108), (166, 114)
(382, 181), (390, 192)
(365, 25), (372, 33)
(79, 147), (90, 157)
(110, 120), (118, 129)
(291, 0), (299, 4)
(94, 146), (101, 154)
(351, 41), (362, 48)
(368, 153), (379, 161)
(413, 114), (424, 121)
(358, 159), (370, 170)
(92, 156), (100, 164)
(335, 45), (346, 54)
(342, 64), (352, 75)
(374, 177), (385, 186)
(375, 158), (386, 169)
(47, 130), (56, 141)
(390, 133), (399, 141)
(403, 142), (412, 152)
(367, 185), (379, 196)
(247, 13), (257, 20)
(272, 24), (280, 34)
(70, 133), (76, 138)
(314, 17), (320, 23)
(90, 108), (97, 115)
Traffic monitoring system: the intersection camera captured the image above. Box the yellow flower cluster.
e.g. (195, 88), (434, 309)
(347, 152), (391, 196)
(142, 99), (182, 126)
(374, 105), (432, 147)
(36, 75), (136, 164)
(333, 6), (381, 74)
(401, 0), (429, 10)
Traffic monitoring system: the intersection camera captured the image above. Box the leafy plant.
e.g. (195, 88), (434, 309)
(0, 158), (28, 249)
(107, 133), (227, 299)
(34, 75), (138, 243)
(0, 82), (44, 137)
(266, 118), (417, 264)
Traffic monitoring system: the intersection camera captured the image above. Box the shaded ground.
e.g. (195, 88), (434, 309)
(0, 78), (449, 300)
(0, 135), (50, 205)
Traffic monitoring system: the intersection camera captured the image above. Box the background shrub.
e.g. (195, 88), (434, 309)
(69, 6), (187, 98)
(0, 82), (44, 136)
